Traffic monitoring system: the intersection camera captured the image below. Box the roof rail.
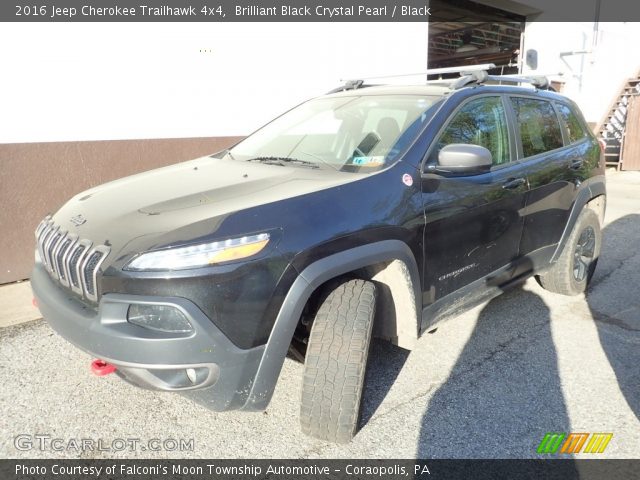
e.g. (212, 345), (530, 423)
(328, 65), (553, 94)
(329, 63), (498, 93)
(427, 63), (497, 77)
(451, 72), (553, 90)
(337, 63), (497, 84)
(326, 79), (367, 94)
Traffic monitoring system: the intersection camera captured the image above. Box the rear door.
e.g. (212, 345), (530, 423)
(509, 96), (583, 264)
(421, 94), (529, 305)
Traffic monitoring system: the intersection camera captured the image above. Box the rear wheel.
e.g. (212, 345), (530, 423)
(300, 278), (377, 443)
(538, 208), (601, 296)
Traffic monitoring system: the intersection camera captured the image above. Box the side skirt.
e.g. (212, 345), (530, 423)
(421, 244), (556, 333)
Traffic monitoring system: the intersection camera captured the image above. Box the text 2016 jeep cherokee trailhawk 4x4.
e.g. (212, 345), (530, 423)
(32, 71), (605, 443)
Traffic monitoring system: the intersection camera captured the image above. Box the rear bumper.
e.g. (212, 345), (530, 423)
(31, 263), (265, 411)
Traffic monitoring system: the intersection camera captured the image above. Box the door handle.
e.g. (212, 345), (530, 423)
(502, 177), (526, 190)
(569, 158), (584, 170)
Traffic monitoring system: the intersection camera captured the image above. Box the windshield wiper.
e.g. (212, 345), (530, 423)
(247, 156), (320, 169)
(299, 151), (340, 171)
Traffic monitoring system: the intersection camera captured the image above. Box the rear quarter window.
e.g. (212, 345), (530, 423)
(556, 103), (587, 144)
(511, 97), (564, 157)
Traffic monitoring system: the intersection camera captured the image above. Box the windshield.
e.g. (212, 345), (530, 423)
(227, 94), (442, 173)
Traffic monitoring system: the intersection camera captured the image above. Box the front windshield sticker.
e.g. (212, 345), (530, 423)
(353, 156), (384, 166)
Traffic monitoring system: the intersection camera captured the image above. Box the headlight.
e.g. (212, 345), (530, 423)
(124, 233), (270, 271)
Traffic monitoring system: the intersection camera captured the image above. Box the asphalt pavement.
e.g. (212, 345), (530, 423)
(1, 171), (639, 459)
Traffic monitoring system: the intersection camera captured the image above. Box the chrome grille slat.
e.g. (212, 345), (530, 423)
(36, 222), (54, 267)
(80, 245), (110, 303)
(49, 233), (66, 276)
(38, 223), (55, 268)
(66, 245), (82, 287)
(35, 219), (109, 303)
(70, 240), (92, 295)
(82, 252), (100, 296)
(60, 234), (79, 288)
(50, 231), (68, 279)
(43, 227), (61, 272)
(34, 216), (51, 239)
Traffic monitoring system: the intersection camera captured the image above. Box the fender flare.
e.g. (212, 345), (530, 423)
(551, 178), (606, 263)
(239, 239), (420, 411)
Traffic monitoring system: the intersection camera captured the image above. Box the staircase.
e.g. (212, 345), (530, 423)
(595, 69), (640, 169)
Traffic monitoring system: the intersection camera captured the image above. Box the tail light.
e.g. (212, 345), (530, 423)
(598, 138), (607, 153)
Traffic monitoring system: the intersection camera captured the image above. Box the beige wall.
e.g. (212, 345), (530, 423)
(0, 137), (242, 284)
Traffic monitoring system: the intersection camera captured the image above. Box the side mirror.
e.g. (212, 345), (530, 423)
(434, 143), (492, 175)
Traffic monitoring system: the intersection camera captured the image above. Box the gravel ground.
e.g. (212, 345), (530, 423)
(1, 171), (638, 459)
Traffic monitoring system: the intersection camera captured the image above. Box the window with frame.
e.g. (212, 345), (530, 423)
(511, 97), (564, 157)
(556, 103), (587, 144)
(435, 96), (510, 166)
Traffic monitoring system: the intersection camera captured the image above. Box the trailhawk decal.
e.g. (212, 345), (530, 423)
(438, 263), (479, 281)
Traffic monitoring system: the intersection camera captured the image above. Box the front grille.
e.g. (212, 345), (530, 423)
(55, 237), (73, 281)
(68, 244), (87, 288)
(82, 251), (104, 296)
(35, 216), (110, 302)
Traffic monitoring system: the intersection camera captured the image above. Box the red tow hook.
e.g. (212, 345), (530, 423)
(91, 359), (117, 376)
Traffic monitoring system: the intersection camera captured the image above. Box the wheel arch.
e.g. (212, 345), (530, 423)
(551, 178), (606, 263)
(240, 239), (421, 411)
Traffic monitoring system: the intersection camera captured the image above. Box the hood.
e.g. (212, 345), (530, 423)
(52, 156), (360, 258)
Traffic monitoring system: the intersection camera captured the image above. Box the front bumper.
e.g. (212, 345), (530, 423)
(31, 263), (265, 411)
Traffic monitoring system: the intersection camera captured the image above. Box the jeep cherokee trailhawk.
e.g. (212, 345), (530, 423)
(32, 70), (605, 443)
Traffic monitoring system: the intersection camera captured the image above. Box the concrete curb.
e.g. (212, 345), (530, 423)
(0, 281), (41, 328)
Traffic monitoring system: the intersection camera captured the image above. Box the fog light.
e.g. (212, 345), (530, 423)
(186, 368), (197, 384)
(127, 304), (193, 333)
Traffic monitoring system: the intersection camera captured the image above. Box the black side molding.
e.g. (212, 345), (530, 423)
(551, 177), (606, 263)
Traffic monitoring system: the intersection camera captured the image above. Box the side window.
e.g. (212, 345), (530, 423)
(436, 96), (510, 166)
(556, 103), (587, 144)
(511, 97), (564, 157)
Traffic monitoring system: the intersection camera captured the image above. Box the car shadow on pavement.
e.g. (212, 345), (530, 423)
(586, 214), (640, 421)
(415, 287), (576, 464)
(360, 339), (410, 429)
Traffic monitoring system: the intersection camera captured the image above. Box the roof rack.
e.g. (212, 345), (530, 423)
(328, 63), (498, 93)
(451, 71), (552, 90)
(326, 79), (367, 94)
(345, 63), (498, 81)
(328, 64), (553, 94)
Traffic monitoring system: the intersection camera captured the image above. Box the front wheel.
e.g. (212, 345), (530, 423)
(300, 278), (377, 443)
(538, 208), (601, 296)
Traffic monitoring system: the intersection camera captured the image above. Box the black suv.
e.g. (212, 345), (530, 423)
(32, 72), (605, 443)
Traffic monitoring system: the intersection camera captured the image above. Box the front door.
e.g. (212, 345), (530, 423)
(421, 95), (528, 308)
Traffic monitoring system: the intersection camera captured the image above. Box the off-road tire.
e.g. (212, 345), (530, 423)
(538, 208), (601, 296)
(300, 278), (377, 443)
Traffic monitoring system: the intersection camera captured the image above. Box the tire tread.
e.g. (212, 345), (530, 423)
(300, 279), (376, 443)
